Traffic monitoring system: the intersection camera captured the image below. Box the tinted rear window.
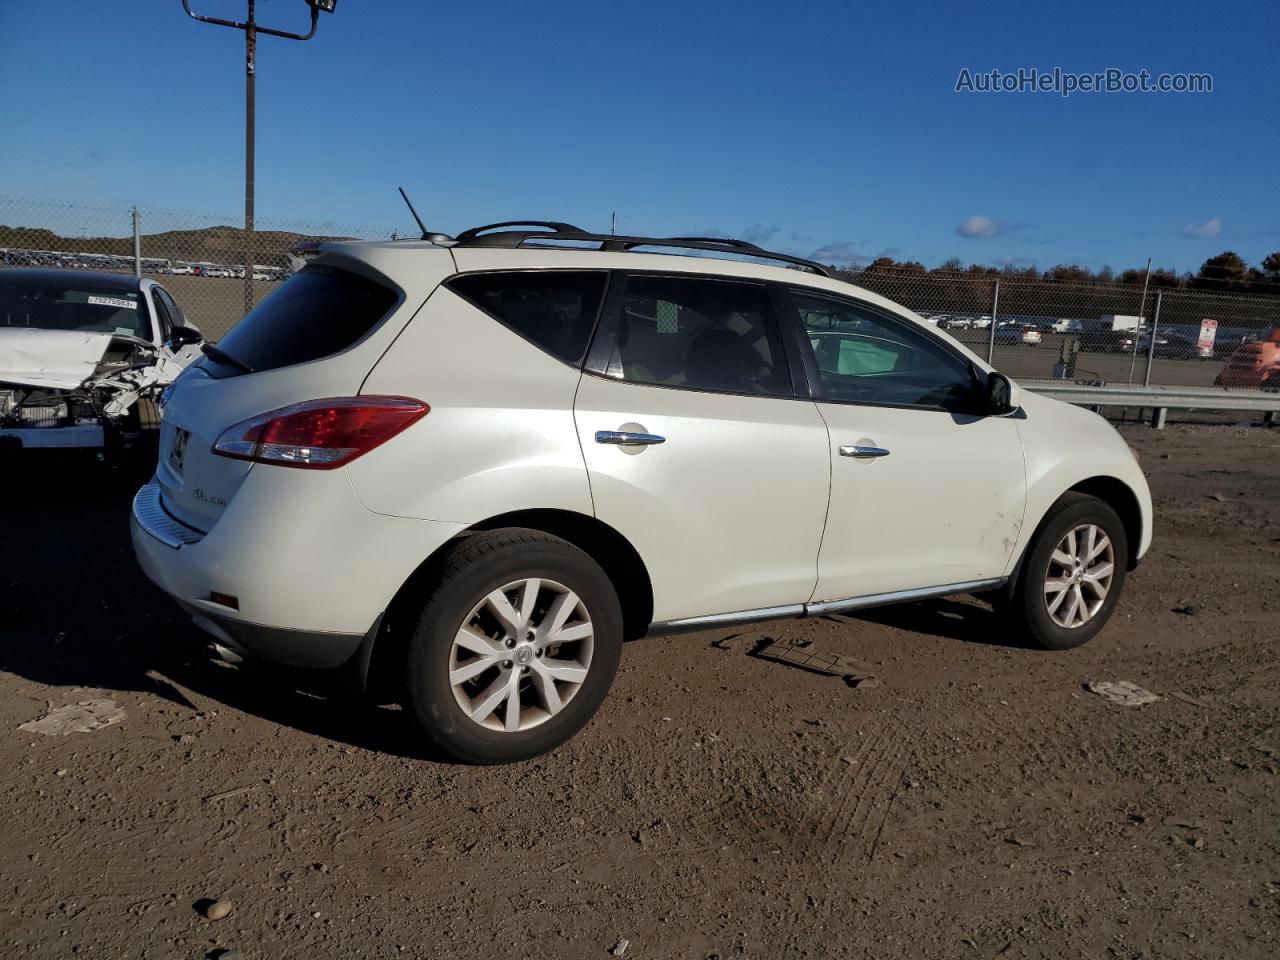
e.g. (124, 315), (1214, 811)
(205, 265), (397, 376)
(447, 270), (606, 365)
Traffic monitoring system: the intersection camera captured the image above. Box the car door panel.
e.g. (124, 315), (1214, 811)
(575, 375), (830, 622)
(575, 272), (831, 624)
(785, 287), (1028, 602)
(813, 403), (1025, 600)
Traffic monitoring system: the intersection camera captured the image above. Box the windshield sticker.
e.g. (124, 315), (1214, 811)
(114, 326), (137, 336)
(87, 295), (137, 310)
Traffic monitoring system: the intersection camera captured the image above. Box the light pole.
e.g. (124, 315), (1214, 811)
(180, 0), (336, 315)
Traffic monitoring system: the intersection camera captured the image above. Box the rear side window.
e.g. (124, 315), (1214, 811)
(206, 265), (397, 376)
(597, 274), (792, 397)
(447, 270), (606, 365)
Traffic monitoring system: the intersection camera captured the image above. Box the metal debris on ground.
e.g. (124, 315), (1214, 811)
(712, 631), (774, 650)
(752, 639), (878, 688)
(1084, 680), (1159, 707)
(19, 698), (125, 735)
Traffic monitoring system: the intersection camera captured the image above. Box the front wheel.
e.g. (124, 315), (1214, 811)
(1003, 493), (1129, 650)
(404, 529), (623, 764)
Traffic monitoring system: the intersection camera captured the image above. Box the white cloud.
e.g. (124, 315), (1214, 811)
(1180, 216), (1222, 239)
(956, 216), (1003, 239)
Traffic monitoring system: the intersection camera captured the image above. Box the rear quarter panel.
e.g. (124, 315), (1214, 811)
(349, 286), (593, 523)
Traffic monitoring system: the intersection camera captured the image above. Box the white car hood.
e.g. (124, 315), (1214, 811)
(0, 328), (128, 389)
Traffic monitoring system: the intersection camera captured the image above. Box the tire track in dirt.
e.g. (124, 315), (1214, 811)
(807, 720), (905, 866)
(828, 727), (906, 867)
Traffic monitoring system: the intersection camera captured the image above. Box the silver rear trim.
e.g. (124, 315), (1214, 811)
(132, 480), (205, 549)
(647, 578), (1007, 635)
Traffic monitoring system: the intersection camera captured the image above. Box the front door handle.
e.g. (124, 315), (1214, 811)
(839, 445), (890, 459)
(596, 430), (666, 446)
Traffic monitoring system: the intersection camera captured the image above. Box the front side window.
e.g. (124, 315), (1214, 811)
(149, 288), (173, 340)
(447, 270), (606, 365)
(792, 290), (980, 411)
(153, 286), (185, 330)
(602, 274), (791, 396)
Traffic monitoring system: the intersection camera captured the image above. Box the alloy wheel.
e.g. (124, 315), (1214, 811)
(1043, 523), (1115, 628)
(448, 578), (594, 733)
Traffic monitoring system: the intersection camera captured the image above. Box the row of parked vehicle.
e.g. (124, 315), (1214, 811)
(924, 311), (1274, 365)
(1, 248), (287, 281)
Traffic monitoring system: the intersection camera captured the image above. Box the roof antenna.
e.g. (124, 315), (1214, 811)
(398, 186), (453, 243)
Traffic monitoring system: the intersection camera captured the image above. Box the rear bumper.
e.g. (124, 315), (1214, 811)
(189, 608), (367, 669)
(130, 474), (466, 669)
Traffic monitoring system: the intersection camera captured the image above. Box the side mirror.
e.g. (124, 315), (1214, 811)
(168, 325), (203, 348)
(985, 372), (1018, 415)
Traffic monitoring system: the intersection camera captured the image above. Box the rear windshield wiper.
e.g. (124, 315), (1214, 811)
(201, 342), (254, 374)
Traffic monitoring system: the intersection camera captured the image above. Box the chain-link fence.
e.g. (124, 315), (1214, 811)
(847, 268), (1280, 392)
(4, 196), (1279, 392)
(0, 195), (401, 341)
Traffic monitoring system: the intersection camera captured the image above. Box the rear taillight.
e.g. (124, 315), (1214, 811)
(212, 396), (428, 469)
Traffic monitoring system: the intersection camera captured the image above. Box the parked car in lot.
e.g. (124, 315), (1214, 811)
(1, 270), (203, 451)
(131, 222), (1153, 763)
(995, 324), (1041, 346)
(1136, 331), (1209, 360)
(1092, 330), (1137, 354)
(1215, 330), (1280, 388)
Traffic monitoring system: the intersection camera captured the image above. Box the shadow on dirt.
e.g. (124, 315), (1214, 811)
(844, 598), (1042, 650)
(0, 449), (442, 761)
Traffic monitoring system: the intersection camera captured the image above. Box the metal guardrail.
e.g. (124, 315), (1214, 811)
(1024, 382), (1280, 427)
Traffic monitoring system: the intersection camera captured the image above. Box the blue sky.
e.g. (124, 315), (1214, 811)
(2, 0), (1276, 273)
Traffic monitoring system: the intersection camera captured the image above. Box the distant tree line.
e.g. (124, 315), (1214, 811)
(840, 250), (1280, 296)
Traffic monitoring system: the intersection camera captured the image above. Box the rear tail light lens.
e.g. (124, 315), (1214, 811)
(212, 396), (428, 469)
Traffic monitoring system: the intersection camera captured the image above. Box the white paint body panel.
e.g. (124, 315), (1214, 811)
(1012, 391), (1153, 563)
(574, 373), (831, 621)
(132, 465), (465, 637)
(0, 328), (123, 389)
(813, 404), (1026, 601)
(350, 286), (593, 522)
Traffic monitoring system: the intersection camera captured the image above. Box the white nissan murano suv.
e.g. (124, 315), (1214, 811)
(132, 222), (1153, 763)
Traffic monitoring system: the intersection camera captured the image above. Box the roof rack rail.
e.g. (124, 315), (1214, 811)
(451, 223), (831, 277)
(453, 221), (589, 245)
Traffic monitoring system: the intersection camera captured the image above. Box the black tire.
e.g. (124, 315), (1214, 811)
(404, 528), (623, 764)
(1004, 493), (1129, 650)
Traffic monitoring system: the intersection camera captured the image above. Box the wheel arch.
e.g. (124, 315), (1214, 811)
(1001, 473), (1145, 603)
(362, 508), (654, 700)
(1066, 476), (1143, 570)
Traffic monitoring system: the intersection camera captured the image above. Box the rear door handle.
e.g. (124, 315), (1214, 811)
(596, 430), (666, 446)
(839, 445), (890, 459)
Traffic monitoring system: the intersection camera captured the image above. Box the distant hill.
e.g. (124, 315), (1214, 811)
(0, 223), (359, 268)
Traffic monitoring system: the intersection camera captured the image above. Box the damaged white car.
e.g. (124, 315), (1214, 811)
(0, 269), (202, 451)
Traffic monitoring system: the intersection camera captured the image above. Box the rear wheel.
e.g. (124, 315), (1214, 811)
(404, 529), (623, 764)
(1004, 493), (1129, 650)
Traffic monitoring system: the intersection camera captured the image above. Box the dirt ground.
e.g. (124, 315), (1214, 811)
(2, 421), (1278, 959)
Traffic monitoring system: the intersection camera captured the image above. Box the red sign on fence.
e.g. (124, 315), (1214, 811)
(1198, 318), (1218, 352)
